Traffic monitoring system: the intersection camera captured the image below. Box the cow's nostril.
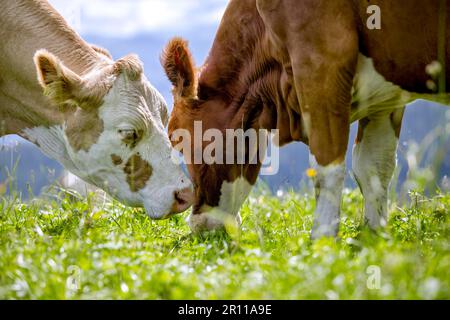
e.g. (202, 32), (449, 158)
(170, 187), (194, 214)
(174, 190), (187, 205)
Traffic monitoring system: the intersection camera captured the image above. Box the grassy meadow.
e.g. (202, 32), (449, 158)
(0, 186), (448, 299)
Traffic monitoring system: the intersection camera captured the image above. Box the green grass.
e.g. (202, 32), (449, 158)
(0, 188), (449, 299)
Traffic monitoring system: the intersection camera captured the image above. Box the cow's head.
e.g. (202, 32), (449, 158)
(162, 38), (274, 232)
(31, 48), (193, 219)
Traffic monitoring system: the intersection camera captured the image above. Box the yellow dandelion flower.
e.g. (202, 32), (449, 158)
(306, 168), (317, 178)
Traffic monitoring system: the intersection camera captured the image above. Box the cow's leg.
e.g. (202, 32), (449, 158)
(309, 153), (346, 238)
(291, 45), (357, 239)
(294, 63), (356, 237)
(352, 108), (404, 229)
(295, 58), (355, 240)
(258, 0), (358, 239)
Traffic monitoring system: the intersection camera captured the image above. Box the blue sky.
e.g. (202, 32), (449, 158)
(47, 0), (228, 111)
(49, 0), (228, 37)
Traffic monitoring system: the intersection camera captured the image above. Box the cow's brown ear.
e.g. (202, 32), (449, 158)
(161, 37), (197, 99)
(34, 49), (83, 106)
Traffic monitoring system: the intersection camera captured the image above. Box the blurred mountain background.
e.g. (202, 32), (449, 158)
(1, 0), (449, 197)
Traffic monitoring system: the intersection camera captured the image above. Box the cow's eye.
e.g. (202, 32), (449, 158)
(118, 128), (141, 147)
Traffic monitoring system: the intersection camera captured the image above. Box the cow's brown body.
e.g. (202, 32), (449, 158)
(163, 0), (449, 237)
(355, 0), (449, 92)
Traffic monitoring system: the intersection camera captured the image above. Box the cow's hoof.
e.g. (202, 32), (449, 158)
(187, 211), (242, 233)
(310, 224), (339, 240)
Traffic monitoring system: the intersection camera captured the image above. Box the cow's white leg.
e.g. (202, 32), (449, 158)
(310, 155), (345, 239)
(352, 114), (399, 229)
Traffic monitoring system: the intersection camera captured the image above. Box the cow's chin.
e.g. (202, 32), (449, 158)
(187, 207), (242, 233)
(187, 176), (252, 233)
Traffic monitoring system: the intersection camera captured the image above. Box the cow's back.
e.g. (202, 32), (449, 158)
(355, 0), (449, 93)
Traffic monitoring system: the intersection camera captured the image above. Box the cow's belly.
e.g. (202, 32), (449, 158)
(350, 54), (413, 123)
(351, 54), (450, 123)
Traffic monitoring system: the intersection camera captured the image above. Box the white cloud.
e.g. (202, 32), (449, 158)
(48, 0), (227, 37)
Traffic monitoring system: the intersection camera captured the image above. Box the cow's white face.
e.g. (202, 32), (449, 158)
(24, 50), (193, 219)
(65, 74), (193, 218)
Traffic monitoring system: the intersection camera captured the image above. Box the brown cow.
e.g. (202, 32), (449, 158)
(162, 0), (450, 238)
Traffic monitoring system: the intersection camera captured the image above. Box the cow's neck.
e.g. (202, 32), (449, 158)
(0, 0), (102, 137)
(199, 0), (305, 144)
(199, 0), (271, 124)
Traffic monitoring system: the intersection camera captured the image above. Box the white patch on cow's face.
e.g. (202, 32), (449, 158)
(217, 177), (253, 216)
(24, 73), (191, 218)
(187, 176), (252, 232)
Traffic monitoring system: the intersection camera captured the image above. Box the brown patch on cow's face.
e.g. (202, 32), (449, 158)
(123, 153), (153, 192)
(111, 154), (123, 166)
(65, 108), (104, 152)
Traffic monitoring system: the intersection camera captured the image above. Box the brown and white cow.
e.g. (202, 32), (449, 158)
(162, 0), (450, 238)
(0, 0), (193, 218)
